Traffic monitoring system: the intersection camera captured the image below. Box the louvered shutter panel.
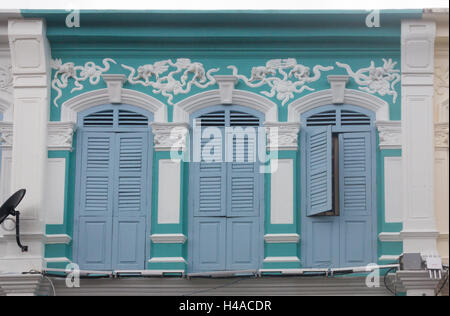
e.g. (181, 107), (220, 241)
(339, 132), (372, 266)
(114, 133), (148, 217)
(226, 129), (259, 217)
(306, 126), (333, 216)
(79, 132), (114, 217)
(193, 127), (226, 217)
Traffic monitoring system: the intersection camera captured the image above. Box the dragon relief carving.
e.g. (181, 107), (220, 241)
(228, 59), (334, 106)
(50, 58), (117, 107)
(336, 58), (400, 103)
(121, 59), (219, 105)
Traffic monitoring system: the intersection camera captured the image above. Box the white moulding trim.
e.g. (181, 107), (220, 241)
(378, 232), (402, 242)
(376, 120), (402, 150)
(148, 257), (187, 264)
(150, 234), (187, 244)
(173, 89), (278, 123)
(264, 233), (300, 243)
(400, 230), (440, 239)
(379, 255), (400, 262)
(44, 234), (72, 245)
(44, 257), (72, 264)
(61, 88), (167, 124)
(287, 88), (389, 123)
(327, 75), (349, 104)
(0, 121), (13, 148)
(263, 256), (301, 263)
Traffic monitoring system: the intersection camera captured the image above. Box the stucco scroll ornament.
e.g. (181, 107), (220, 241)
(0, 63), (13, 93)
(121, 59), (219, 105)
(435, 65), (449, 122)
(50, 58), (117, 107)
(336, 58), (400, 103)
(228, 59), (334, 106)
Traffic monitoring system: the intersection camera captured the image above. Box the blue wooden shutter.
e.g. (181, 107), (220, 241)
(112, 133), (148, 270)
(114, 133), (148, 218)
(339, 132), (372, 266)
(193, 127), (226, 217)
(78, 217), (113, 270)
(226, 130), (259, 217)
(226, 217), (259, 270)
(79, 132), (114, 218)
(306, 126), (333, 216)
(193, 217), (226, 272)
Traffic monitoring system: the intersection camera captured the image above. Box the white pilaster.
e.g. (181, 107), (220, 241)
(0, 19), (51, 273)
(400, 20), (439, 255)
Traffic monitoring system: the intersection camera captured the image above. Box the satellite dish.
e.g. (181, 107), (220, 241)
(0, 189), (28, 252)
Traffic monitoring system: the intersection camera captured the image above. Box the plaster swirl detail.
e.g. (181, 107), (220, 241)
(50, 58), (117, 107)
(121, 59), (219, 105)
(228, 59), (333, 106)
(336, 58), (400, 103)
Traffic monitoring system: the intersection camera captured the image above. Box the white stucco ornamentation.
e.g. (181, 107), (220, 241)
(435, 65), (449, 122)
(47, 122), (77, 151)
(0, 63), (12, 93)
(0, 121), (13, 148)
(336, 58), (400, 103)
(122, 59), (219, 105)
(228, 59), (333, 106)
(150, 122), (190, 152)
(264, 122), (301, 151)
(435, 122), (449, 148)
(50, 58), (117, 107)
(375, 121), (402, 150)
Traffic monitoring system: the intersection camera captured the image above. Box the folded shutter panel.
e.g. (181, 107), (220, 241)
(339, 132), (372, 266)
(306, 126), (333, 216)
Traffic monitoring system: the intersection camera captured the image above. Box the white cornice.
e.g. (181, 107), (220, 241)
(150, 234), (187, 244)
(375, 120), (402, 150)
(264, 233), (300, 243)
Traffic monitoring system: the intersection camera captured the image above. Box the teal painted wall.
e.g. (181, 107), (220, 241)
(24, 10), (420, 271)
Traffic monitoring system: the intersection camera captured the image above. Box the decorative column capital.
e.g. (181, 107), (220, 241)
(435, 122), (449, 148)
(150, 122), (190, 152)
(264, 121), (301, 151)
(376, 120), (402, 150)
(0, 121), (14, 148)
(47, 122), (76, 151)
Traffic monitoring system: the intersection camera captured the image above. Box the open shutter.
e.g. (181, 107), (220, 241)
(339, 132), (372, 266)
(306, 126), (333, 216)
